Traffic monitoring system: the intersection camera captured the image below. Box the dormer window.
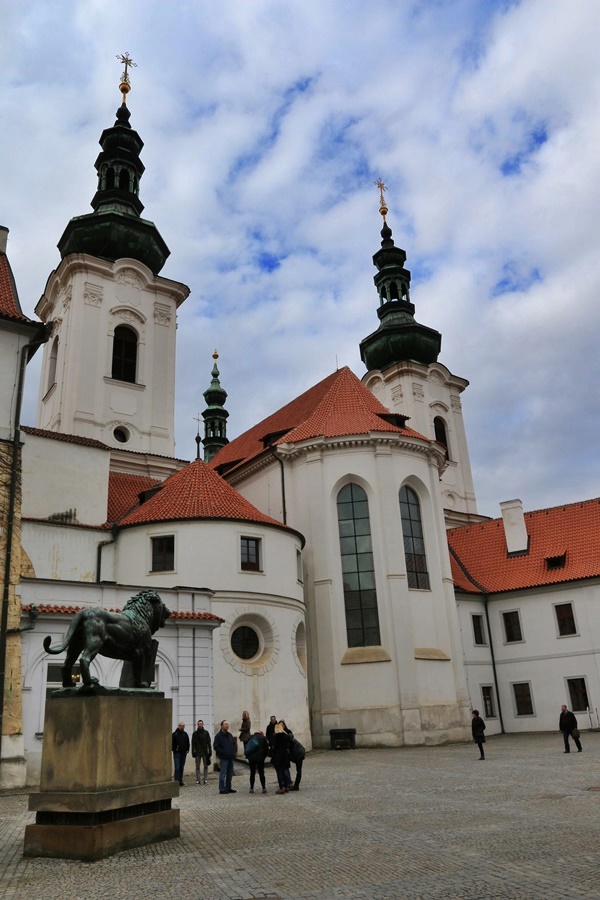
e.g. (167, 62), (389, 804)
(546, 553), (566, 570)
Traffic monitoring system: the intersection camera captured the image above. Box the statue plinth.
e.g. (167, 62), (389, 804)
(24, 692), (179, 860)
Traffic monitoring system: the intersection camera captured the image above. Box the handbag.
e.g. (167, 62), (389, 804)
(572, 728), (580, 739)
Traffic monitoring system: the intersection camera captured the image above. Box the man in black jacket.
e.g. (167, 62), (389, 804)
(559, 705), (582, 753)
(172, 722), (190, 785)
(192, 719), (212, 784)
(213, 720), (237, 794)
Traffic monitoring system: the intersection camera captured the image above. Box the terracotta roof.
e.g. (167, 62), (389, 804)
(22, 426), (110, 450)
(0, 250), (30, 322)
(118, 458), (295, 533)
(210, 366), (429, 475)
(23, 603), (223, 622)
(448, 497), (600, 594)
(108, 472), (161, 523)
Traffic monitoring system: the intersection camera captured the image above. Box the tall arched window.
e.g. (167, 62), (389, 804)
(111, 325), (137, 383)
(433, 416), (449, 459)
(337, 483), (381, 647)
(399, 486), (430, 590)
(47, 336), (59, 391)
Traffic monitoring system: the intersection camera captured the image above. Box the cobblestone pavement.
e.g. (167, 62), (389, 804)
(2, 732), (600, 899)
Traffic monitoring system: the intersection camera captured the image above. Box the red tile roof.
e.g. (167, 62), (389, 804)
(108, 472), (161, 523)
(448, 498), (600, 594)
(210, 366), (429, 475)
(22, 426), (110, 450)
(118, 458), (297, 534)
(23, 603), (223, 622)
(0, 251), (30, 322)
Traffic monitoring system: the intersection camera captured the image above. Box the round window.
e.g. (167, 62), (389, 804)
(231, 625), (260, 660)
(113, 426), (130, 444)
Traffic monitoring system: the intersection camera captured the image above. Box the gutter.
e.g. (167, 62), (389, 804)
(448, 544), (505, 734)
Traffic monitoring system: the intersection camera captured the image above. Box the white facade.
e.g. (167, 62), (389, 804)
(35, 254), (189, 456)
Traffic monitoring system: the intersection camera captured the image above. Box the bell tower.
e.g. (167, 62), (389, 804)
(361, 182), (479, 525)
(35, 56), (189, 456)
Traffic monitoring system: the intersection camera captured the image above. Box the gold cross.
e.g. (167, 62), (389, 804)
(117, 52), (137, 82)
(374, 179), (388, 222)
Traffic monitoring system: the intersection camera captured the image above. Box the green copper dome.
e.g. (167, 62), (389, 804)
(360, 221), (441, 371)
(57, 102), (169, 274)
(201, 353), (229, 462)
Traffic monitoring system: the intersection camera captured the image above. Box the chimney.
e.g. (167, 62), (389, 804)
(0, 226), (8, 255)
(500, 499), (529, 555)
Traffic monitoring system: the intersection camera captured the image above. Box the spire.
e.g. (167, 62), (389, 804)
(201, 351), (229, 462)
(359, 181), (441, 372)
(56, 54), (170, 274)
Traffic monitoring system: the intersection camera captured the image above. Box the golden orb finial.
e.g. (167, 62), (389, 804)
(116, 52), (137, 103)
(374, 178), (388, 223)
(212, 349), (219, 361)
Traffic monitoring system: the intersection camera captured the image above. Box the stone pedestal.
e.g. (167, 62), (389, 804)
(24, 690), (179, 860)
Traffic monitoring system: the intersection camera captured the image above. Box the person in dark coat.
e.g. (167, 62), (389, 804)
(172, 722), (190, 785)
(272, 722), (292, 793)
(471, 710), (486, 760)
(265, 714), (277, 749)
(559, 705), (582, 753)
(288, 731), (306, 791)
(244, 731), (269, 793)
(191, 719), (212, 784)
(213, 720), (237, 794)
(239, 710), (252, 750)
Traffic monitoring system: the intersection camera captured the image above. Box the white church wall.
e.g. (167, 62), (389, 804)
(21, 522), (105, 582)
(21, 433), (110, 526)
(0, 328), (33, 441)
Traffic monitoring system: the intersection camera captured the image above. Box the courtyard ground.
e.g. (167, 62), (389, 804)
(1, 732), (599, 899)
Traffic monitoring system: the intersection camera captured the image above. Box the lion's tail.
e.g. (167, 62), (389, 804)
(43, 617), (79, 655)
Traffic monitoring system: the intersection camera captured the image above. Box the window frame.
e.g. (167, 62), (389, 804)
(566, 676), (589, 712)
(481, 684), (497, 719)
(240, 535), (262, 573)
(399, 485), (431, 591)
(554, 601), (578, 638)
(511, 681), (536, 717)
(502, 609), (524, 644)
(150, 534), (175, 573)
(111, 324), (138, 384)
(471, 613), (487, 646)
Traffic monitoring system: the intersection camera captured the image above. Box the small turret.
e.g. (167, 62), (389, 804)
(201, 351), (229, 462)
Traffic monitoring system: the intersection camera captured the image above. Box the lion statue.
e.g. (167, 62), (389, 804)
(43, 590), (171, 689)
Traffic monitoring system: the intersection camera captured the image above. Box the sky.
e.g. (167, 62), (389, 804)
(1, 0), (599, 518)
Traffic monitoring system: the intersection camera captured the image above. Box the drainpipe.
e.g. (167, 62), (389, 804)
(0, 327), (51, 765)
(449, 545), (505, 734)
(96, 527), (118, 582)
(267, 444), (287, 525)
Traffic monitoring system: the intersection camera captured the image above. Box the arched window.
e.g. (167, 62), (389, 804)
(433, 416), (449, 459)
(47, 336), (59, 391)
(105, 167), (115, 190)
(399, 486), (430, 590)
(118, 168), (129, 191)
(389, 281), (399, 300)
(111, 325), (137, 383)
(337, 483), (381, 647)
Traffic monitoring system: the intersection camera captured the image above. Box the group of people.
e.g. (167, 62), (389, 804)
(471, 704), (584, 760)
(171, 710), (306, 795)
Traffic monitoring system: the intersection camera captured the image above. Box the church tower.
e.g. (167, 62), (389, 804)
(35, 57), (189, 456)
(360, 183), (479, 526)
(201, 351), (229, 462)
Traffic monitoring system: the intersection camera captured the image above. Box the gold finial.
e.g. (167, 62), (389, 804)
(116, 52), (137, 103)
(374, 178), (388, 223)
(212, 349), (219, 360)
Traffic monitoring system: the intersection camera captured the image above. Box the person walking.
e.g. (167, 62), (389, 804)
(559, 704), (583, 753)
(272, 721), (292, 793)
(213, 720), (237, 794)
(192, 719), (212, 784)
(288, 731), (306, 791)
(172, 722), (190, 785)
(471, 710), (486, 760)
(239, 710), (252, 752)
(244, 730), (269, 793)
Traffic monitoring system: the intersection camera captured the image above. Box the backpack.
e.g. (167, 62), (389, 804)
(244, 734), (260, 757)
(290, 738), (305, 762)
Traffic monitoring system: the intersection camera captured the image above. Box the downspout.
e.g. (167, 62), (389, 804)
(0, 327), (50, 764)
(268, 444), (287, 525)
(448, 545), (505, 734)
(96, 526), (118, 582)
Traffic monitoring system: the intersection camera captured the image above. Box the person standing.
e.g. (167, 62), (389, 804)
(239, 710), (252, 751)
(265, 714), (277, 750)
(192, 719), (212, 784)
(471, 710), (486, 760)
(172, 722), (190, 785)
(272, 722), (292, 793)
(289, 732), (306, 791)
(244, 730), (269, 793)
(559, 704), (583, 753)
(213, 720), (237, 794)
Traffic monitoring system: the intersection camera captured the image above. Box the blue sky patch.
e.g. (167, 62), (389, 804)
(492, 262), (542, 296)
(500, 122), (548, 176)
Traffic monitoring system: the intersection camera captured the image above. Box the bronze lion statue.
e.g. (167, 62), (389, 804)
(43, 590), (171, 689)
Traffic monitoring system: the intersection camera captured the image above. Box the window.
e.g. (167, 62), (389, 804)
(546, 553), (566, 570)
(112, 325), (137, 383)
(513, 682), (534, 716)
(567, 677), (589, 712)
(151, 535), (174, 572)
(481, 685), (496, 718)
(46, 662), (81, 697)
(555, 602), (577, 637)
(399, 486), (430, 589)
(231, 625), (260, 660)
(296, 549), (303, 583)
(433, 417), (449, 459)
(502, 610), (523, 643)
(337, 483), (381, 647)
(241, 536), (261, 572)
(472, 614), (486, 645)
(47, 336), (59, 391)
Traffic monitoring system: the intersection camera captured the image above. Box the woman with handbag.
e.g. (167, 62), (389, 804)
(471, 709), (486, 760)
